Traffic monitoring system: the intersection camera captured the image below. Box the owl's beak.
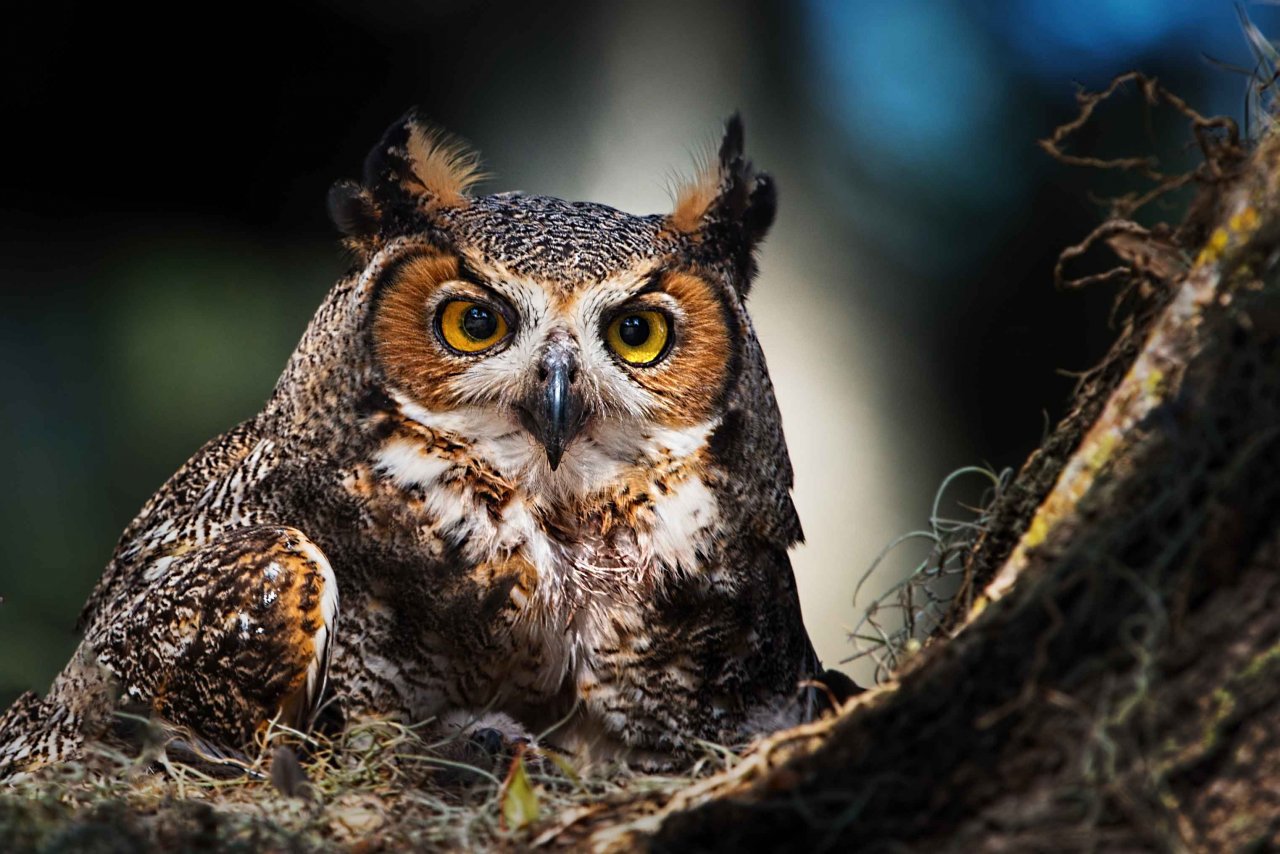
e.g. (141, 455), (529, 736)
(518, 350), (585, 471)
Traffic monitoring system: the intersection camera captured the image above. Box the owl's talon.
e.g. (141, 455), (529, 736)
(469, 726), (509, 756)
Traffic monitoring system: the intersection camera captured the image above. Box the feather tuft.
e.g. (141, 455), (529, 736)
(402, 122), (488, 206)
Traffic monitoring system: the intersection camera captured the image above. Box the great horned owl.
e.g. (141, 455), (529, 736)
(0, 113), (827, 777)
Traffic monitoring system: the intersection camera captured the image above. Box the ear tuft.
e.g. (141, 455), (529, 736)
(402, 120), (486, 205)
(363, 109), (486, 209)
(327, 180), (382, 240)
(743, 172), (777, 246)
(331, 111), (488, 255)
(670, 142), (720, 233)
(719, 113), (745, 165)
(668, 114), (777, 266)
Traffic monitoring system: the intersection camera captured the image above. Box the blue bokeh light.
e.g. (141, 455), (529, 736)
(1011, 0), (1208, 66)
(802, 0), (1267, 271)
(805, 0), (1013, 199)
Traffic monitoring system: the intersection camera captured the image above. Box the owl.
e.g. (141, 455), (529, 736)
(0, 112), (832, 778)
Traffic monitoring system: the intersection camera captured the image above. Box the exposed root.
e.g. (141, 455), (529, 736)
(1039, 71), (1243, 218)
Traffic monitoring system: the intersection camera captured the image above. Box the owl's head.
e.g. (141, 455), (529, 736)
(326, 112), (779, 494)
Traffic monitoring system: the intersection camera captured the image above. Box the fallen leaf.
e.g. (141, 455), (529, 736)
(501, 745), (540, 831)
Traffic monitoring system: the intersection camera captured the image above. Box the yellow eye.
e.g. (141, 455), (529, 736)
(438, 299), (509, 353)
(605, 310), (670, 365)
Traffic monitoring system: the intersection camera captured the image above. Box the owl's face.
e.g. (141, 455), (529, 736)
(329, 114), (776, 497)
(368, 245), (736, 491)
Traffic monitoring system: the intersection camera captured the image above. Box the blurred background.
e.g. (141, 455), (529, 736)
(0, 0), (1272, 703)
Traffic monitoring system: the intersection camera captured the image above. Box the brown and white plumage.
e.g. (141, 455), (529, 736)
(0, 112), (826, 777)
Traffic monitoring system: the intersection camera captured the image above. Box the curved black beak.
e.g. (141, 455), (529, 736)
(517, 350), (584, 470)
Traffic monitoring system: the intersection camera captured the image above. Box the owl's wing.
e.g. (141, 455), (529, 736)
(84, 525), (339, 761)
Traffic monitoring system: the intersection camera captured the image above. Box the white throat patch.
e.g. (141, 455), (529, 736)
(372, 389), (723, 576)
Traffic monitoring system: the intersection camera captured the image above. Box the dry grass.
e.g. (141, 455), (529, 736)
(0, 713), (742, 851)
(845, 465), (1011, 684)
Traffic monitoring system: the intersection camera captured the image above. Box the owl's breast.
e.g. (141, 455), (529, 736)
(362, 411), (727, 577)
(356, 423), (729, 706)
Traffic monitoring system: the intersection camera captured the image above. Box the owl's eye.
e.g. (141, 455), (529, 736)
(605, 310), (671, 366)
(437, 299), (510, 354)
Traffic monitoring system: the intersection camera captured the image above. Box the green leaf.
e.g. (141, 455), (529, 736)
(501, 749), (540, 831)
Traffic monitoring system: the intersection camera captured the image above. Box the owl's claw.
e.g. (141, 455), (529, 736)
(469, 726), (510, 756)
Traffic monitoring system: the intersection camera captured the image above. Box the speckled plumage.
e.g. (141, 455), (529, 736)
(0, 113), (823, 778)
